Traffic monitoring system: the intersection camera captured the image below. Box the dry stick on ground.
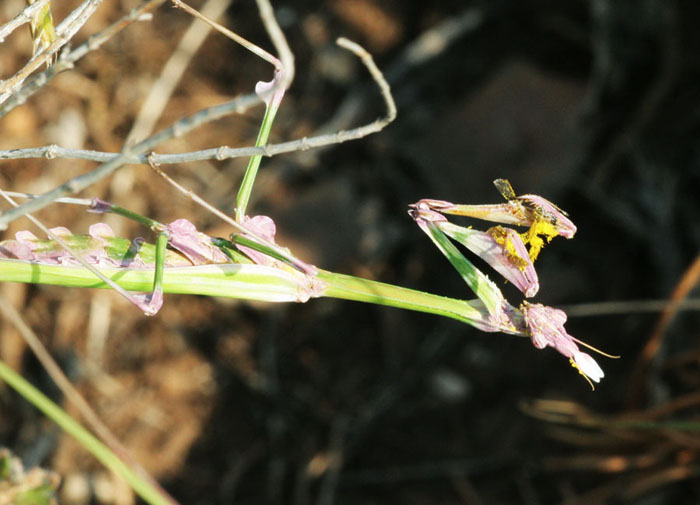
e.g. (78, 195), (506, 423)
(626, 251), (700, 407)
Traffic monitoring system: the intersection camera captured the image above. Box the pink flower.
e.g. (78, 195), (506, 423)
(517, 194), (576, 239)
(521, 302), (604, 383)
(166, 219), (230, 265)
(438, 223), (539, 297)
(414, 180), (577, 263)
(237, 215), (278, 267)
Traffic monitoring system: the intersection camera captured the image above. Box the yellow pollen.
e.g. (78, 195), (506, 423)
(520, 216), (560, 261)
(489, 226), (529, 270)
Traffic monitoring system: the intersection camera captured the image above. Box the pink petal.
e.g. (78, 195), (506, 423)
(166, 219), (229, 265)
(89, 223), (116, 240)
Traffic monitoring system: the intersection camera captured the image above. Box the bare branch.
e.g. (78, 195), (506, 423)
(0, 0), (105, 102)
(127, 0), (234, 143)
(0, 0), (165, 118)
(0, 92), (260, 230)
(255, 0), (295, 89)
(0, 0), (52, 43)
(0, 37), (396, 166)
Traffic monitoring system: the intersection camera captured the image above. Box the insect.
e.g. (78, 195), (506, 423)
(493, 178), (517, 201)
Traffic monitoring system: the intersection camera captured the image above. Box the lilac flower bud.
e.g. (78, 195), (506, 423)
(408, 201), (449, 224)
(88, 223), (116, 240)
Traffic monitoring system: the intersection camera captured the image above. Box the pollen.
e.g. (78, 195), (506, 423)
(520, 217), (560, 261)
(488, 226), (529, 270)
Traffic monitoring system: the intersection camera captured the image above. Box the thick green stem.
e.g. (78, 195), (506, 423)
(0, 360), (172, 505)
(0, 260), (505, 331)
(0, 261), (308, 302)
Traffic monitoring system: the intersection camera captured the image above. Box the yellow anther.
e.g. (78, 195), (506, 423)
(570, 358), (595, 390)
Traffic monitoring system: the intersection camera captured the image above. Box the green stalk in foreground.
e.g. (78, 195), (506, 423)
(0, 360), (172, 505)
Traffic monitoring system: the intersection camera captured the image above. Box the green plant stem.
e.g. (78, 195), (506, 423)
(316, 270), (490, 325)
(0, 360), (172, 505)
(235, 102), (279, 221)
(0, 261), (307, 302)
(0, 260), (502, 329)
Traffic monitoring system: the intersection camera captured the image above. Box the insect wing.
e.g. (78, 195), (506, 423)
(493, 179), (516, 201)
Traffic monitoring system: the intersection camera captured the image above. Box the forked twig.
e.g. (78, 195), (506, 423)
(0, 92), (258, 231)
(0, 42), (394, 231)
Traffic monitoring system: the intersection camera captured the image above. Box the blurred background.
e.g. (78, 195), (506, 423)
(1, 0), (700, 503)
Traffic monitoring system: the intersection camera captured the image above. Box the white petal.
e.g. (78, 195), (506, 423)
(574, 352), (604, 383)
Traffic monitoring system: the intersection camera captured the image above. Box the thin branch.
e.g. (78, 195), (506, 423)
(0, 0), (52, 43)
(0, 92), (260, 230)
(562, 297), (700, 317)
(126, 0), (234, 143)
(0, 0), (104, 102)
(0, 0), (166, 118)
(0, 37), (396, 165)
(255, 0), (295, 89)
(172, 0), (280, 70)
